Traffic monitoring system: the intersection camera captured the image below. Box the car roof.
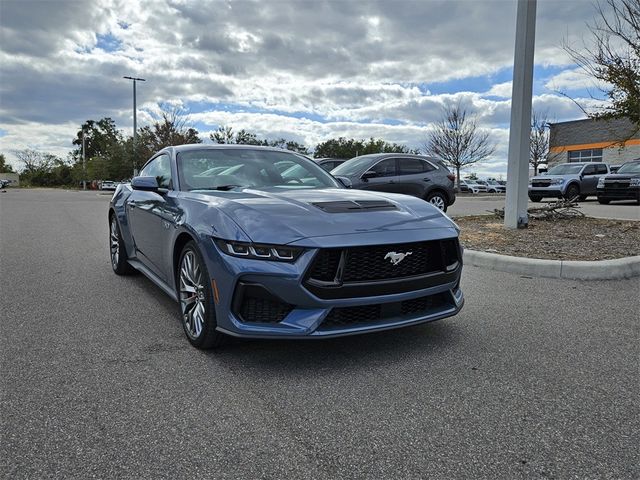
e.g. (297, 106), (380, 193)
(163, 144), (301, 155)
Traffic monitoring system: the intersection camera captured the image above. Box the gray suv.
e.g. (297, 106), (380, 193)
(528, 162), (610, 202)
(331, 154), (456, 211)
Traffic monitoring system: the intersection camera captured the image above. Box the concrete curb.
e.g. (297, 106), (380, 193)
(463, 250), (640, 280)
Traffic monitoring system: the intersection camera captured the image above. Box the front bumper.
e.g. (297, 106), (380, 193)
(528, 186), (564, 198)
(203, 231), (464, 339)
(597, 186), (640, 201)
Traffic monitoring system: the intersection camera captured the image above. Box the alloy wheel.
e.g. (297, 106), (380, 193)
(179, 250), (206, 338)
(110, 218), (120, 268)
(429, 195), (446, 210)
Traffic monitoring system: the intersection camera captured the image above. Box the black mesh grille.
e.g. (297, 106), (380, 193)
(239, 297), (293, 323)
(233, 283), (294, 323)
(320, 292), (452, 329)
(308, 239), (457, 283)
(307, 249), (341, 282)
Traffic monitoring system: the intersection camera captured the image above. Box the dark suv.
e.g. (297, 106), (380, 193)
(331, 154), (456, 211)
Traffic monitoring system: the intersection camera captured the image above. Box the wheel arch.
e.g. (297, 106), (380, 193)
(424, 186), (452, 204)
(173, 231), (197, 284)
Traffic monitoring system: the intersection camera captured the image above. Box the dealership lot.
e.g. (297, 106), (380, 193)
(1, 189), (638, 479)
(449, 194), (640, 220)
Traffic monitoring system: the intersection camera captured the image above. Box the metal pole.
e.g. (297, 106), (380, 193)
(504, 0), (537, 229)
(123, 76), (145, 176)
(82, 129), (86, 191)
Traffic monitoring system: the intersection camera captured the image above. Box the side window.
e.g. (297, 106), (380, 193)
(368, 158), (397, 177)
(140, 154), (172, 188)
(583, 164), (596, 175)
(596, 164), (608, 174)
(398, 158), (432, 175)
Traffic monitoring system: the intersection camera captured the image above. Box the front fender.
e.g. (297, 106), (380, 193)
(109, 183), (135, 258)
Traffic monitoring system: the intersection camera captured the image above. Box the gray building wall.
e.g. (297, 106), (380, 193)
(548, 117), (640, 167)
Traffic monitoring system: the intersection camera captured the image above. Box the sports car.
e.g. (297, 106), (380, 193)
(109, 145), (464, 349)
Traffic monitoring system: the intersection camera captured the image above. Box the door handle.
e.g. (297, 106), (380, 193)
(423, 177), (432, 182)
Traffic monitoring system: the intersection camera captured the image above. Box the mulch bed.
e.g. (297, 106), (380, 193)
(454, 215), (640, 261)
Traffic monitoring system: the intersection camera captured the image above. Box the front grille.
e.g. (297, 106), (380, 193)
(233, 282), (293, 323)
(320, 292), (452, 329)
(304, 239), (461, 299)
(307, 239), (459, 284)
(532, 180), (551, 187)
(604, 181), (631, 189)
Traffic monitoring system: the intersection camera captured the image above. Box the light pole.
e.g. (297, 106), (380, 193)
(123, 76), (145, 176)
(504, 0), (537, 229)
(82, 128), (86, 190)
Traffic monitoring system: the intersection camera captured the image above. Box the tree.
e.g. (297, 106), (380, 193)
(530, 110), (550, 175)
(136, 106), (202, 168)
(563, 0), (640, 125)
(422, 102), (495, 189)
(0, 153), (15, 173)
(314, 137), (416, 159)
(13, 149), (62, 186)
(71, 118), (129, 181)
(210, 125), (310, 154)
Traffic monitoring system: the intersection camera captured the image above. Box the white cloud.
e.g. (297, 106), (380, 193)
(0, 0), (614, 176)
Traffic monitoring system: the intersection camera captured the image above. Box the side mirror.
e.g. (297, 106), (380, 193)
(361, 171), (377, 181)
(131, 176), (160, 192)
(334, 176), (352, 188)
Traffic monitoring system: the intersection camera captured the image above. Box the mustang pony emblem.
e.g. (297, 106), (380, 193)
(384, 251), (413, 265)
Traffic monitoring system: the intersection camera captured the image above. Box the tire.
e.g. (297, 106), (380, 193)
(564, 183), (580, 200)
(529, 195), (543, 202)
(177, 241), (225, 349)
(109, 214), (135, 275)
(426, 191), (447, 212)
(597, 197), (610, 204)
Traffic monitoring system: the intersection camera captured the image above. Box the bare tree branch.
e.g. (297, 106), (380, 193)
(423, 102), (496, 188)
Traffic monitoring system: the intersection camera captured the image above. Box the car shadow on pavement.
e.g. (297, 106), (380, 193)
(209, 320), (463, 374)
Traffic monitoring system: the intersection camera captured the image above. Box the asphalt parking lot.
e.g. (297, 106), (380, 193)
(449, 193), (640, 220)
(1, 189), (638, 479)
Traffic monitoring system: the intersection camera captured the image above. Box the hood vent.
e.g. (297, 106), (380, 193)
(311, 200), (398, 213)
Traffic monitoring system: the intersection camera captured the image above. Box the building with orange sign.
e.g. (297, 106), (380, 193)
(548, 117), (640, 168)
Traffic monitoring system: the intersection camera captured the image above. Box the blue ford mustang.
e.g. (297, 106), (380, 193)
(109, 145), (464, 348)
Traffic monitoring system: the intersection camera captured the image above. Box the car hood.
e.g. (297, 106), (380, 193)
(531, 175), (576, 181)
(185, 188), (456, 244)
(603, 172), (640, 179)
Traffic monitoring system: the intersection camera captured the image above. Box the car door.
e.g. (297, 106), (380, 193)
(127, 153), (177, 281)
(580, 164), (599, 194)
(359, 158), (400, 193)
(396, 158), (437, 198)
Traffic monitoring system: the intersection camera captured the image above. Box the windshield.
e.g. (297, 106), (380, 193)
(331, 156), (379, 176)
(177, 149), (340, 191)
(617, 161), (640, 174)
(547, 164), (584, 175)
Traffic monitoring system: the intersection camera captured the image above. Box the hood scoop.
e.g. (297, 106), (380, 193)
(312, 200), (398, 213)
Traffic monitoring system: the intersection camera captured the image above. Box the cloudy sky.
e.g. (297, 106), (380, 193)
(0, 0), (610, 176)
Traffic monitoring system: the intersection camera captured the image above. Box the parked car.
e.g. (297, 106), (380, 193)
(596, 159), (640, 204)
(330, 154), (456, 212)
(315, 158), (346, 172)
(458, 180), (481, 194)
(109, 145), (464, 349)
(100, 180), (117, 191)
(483, 179), (506, 193)
(0, 179), (11, 189)
(528, 162), (610, 202)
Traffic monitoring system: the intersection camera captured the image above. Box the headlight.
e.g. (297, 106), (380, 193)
(550, 179), (564, 185)
(629, 178), (640, 186)
(214, 239), (304, 262)
(597, 177), (605, 187)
